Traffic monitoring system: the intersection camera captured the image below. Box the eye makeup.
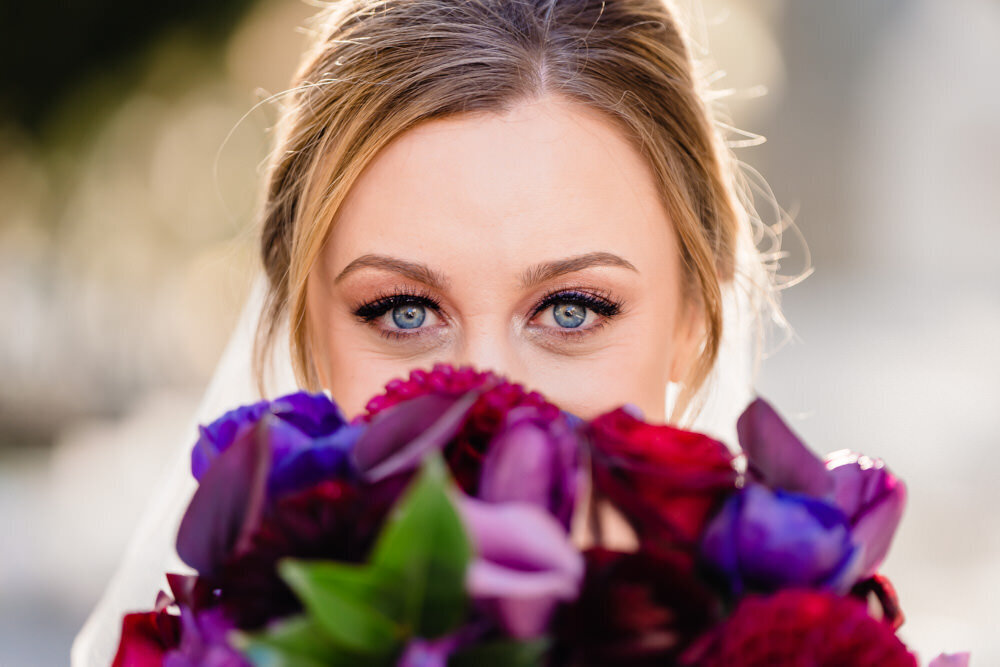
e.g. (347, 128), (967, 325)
(348, 283), (626, 343)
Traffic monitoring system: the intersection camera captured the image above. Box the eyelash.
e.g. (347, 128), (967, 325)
(350, 285), (624, 342)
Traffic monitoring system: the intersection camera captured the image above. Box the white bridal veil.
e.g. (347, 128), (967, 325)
(71, 1), (770, 663)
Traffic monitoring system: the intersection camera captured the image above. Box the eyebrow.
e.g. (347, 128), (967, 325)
(334, 254), (451, 290)
(334, 251), (638, 290)
(517, 251), (638, 289)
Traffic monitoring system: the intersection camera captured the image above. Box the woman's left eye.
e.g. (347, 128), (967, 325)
(529, 290), (623, 334)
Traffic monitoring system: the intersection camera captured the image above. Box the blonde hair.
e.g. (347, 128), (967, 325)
(253, 0), (792, 425)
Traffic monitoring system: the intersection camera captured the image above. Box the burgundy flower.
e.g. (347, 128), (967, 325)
(355, 363), (566, 495)
(587, 407), (738, 562)
(551, 547), (722, 666)
(357, 364), (500, 419)
(213, 475), (409, 629)
(680, 589), (918, 666)
(351, 391), (482, 482)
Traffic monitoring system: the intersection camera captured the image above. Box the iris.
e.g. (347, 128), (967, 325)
(553, 302), (585, 328)
(392, 303), (426, 328)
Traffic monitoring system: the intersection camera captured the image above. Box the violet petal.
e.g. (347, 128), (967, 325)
(478, 406), (583, 528)
(269, 391), (347, 436)
(351, 390), (480, 482)
(397, 635), (461, 667)
(176, 419), (272, 577)
(848, 477), (906, 579)
(191, 400), (270, 480)
(700, 484), (858, 595)
(738, 397), (834, 497)
(267, 422), (363, 496)
(456, 495), (583, 639)
(826, 451), (907, 579)
(928, 652), (971, 667)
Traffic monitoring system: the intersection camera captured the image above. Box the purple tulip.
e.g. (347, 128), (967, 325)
(478, 405), (584, 529)
(456, 494), (584, 639)
(826, 450), (907, 580)
(700, 483), (860, 595)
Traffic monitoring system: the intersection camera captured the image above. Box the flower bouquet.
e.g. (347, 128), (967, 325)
(113, 363), (969, 666)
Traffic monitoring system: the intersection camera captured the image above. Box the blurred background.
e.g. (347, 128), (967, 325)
(1, 0), (996, 663)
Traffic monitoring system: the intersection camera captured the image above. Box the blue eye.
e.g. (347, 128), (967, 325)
(532, 289), (622, 334)
(392, 304), (426, 329)
(552, 302), (586, 328)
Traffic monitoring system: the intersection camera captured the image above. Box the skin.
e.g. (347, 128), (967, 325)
(305, 92), (704, 424)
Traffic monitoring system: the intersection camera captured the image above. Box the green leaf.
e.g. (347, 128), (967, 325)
(370, 454), (471, 637)
(448, 638), (551, 667)
(278, 560), (402, 658)
(234, 616), (364, 667)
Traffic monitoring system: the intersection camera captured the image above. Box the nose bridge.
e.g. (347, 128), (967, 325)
(451, 314), (524, 380)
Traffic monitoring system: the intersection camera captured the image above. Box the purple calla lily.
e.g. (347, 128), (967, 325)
(456, 494), (584, 639)
(350, 390), (481, 482)
(177, 419), (272, 578)
(737, 398), (833, 497)
(478, 405), (584, 528)
(826, 450), (907, 580)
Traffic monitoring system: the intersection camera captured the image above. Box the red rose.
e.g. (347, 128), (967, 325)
(681, 588), (918, 666)
(587, 407), (738, 562)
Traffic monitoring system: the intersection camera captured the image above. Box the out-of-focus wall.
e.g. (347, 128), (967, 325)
(0, 1), (314, 662)
(1, 0), (996, 663)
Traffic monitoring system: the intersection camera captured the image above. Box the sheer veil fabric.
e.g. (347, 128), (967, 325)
(71, 3), (766, 663)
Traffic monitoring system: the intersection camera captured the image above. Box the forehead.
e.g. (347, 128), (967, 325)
(326, 95), (674, 276)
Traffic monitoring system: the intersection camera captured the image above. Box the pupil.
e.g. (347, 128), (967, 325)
(553, 302), (586, 328)
(392, 304), (426, 329)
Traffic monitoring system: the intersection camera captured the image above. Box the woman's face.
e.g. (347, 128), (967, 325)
(306, 93), (702, 423)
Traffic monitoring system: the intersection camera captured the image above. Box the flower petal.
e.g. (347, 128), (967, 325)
(351, 391), (480, 482)
(479, 406), (582, 527)
(738, 398), (833, 497)
(928, 652), (971, 667)
(457, 496), (583, 579)
(177, 419), (272, 577)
